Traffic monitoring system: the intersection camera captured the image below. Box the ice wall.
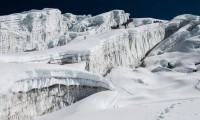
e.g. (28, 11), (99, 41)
(0, 23), (165, 75)
(0, 63), (112, 120)
(0, 85), (108, 120)
(0, 9), (67, 53)
(87, 23), (165, 75)
(0, 9), (129, 54)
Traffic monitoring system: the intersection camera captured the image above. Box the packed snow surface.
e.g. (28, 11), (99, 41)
(0, 63), (113, 93)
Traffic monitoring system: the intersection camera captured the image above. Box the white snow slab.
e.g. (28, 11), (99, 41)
(0, 63), (113, 93)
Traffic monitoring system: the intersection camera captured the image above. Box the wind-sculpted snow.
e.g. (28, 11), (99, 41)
(165, 14), (200, 38)
(0, 63), (112, 120)
(0, 9), (129, 54)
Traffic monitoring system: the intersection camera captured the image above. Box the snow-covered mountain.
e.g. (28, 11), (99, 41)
(0, 9), (199, 120)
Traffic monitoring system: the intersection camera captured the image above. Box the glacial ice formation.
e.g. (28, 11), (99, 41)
(0, 23), (165, 75)
(0, 8), (167, 120)
(32, 13), (200, 120)
(0, 9), (130, 120)
(0, 63), (112, 120)
(3, 8), (194, 120)
(0, 9), (129, 54)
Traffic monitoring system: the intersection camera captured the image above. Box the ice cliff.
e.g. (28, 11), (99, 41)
(0, 23), (165, 75)
(0, 63), (112, 120)
(0, 8), (129, 54)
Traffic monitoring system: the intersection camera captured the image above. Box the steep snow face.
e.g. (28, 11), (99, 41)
(144, 15), (200, 73)
(145, 35), (200, 73)
(0, 23), (165, 75)
(165, 14), (199, 38)
(0, 63), (113, 120)
(0, 9), (129, 54)
(148, 14), (200, 56)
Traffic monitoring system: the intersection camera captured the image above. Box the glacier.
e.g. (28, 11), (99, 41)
(35, 13), (200, 120)
(0, 8), (167, 120)
(0, 8), (200, 120)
